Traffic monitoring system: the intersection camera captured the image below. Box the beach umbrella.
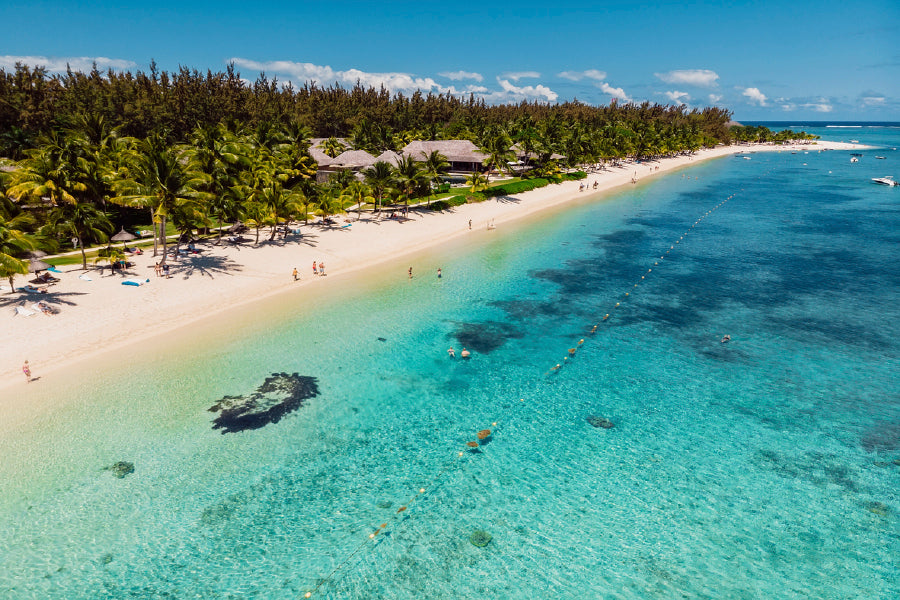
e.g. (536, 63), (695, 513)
(26, 250), (48, 259)
(28, 258), (52, 273)
(111, 228), (136, 250)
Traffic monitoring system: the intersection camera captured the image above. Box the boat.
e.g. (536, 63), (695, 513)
(875, 156), (886, 159)
(850, 139), (860, 143)
(742, 156), (751, 160)
(851, 153), (863, 156)
(872, 176), (898, 186)
(850, 157), (859, 163)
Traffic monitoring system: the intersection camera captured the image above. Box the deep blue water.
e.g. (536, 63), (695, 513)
(0, 128), (898, 599)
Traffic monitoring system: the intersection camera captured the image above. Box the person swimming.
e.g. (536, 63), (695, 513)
(721, 334), (731, 343)
(448, 347), (455, 357)
(460, 348), (471, 358)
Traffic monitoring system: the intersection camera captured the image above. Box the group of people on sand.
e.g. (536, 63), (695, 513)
(154, 262), (171, 278)
(312, 260), (325, 276)
(447, 347), (470, 359)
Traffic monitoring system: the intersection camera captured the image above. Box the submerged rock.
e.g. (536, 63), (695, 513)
(209, 372), (319, 434)
(469, 529), (492, 547)
(587, 416), (615, 429)
(105, 461), (134, 478)
(866, 501), (891, 517)
(376, 500), (393, 509)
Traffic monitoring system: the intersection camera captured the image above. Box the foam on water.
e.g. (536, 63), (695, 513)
(1, 135), (898, 599)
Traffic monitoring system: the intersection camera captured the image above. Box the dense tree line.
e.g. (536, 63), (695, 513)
(0, 62), (748, 153)
(0, 62), (815, 291)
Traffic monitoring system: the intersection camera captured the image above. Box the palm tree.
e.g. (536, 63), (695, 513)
(479, 127), (515, 179)
(421, 150), (449, 206)
(43, 200), (113, 269)
(7, 140), (113, 268)
(111, 135), (209, 263)
(0, 196), (38, 293)
(362, 161), (394, 213)
(319, 137), (345, 158)
(392, 155), (425, 213)
(184, 123), (250, 238)
(466, 171), (490, 193)
(339, 181), (374, 220)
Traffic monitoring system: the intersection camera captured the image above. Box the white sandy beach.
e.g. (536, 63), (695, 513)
(0, 140), (861, 393)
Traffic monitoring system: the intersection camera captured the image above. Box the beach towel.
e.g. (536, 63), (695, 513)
(79, 273), (93, 281)
(15, 305), (36, 317)
(122, 278), (150, 286)
(48, 266), (62, 273)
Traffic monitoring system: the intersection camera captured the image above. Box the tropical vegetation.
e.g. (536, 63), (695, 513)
(0, 62), (817, 289)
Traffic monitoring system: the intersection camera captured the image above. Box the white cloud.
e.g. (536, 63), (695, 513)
(439, 70), (483, 82)
(599, 82), (632, 103)
(231, 58), (559, 104)
(557, 69), (606, 81)
(802, 102), (833, 113)
(501, 71), (540, 81)
(780, 103), (796, 111)
(0, 54), (136, 73)
(742, 87), (768, 106)
(655, 69), (719, 87)
(481, 77), (558, 103)
(231, 58), (448, 95)
(861, 96), (885, 106)
(664, 90), (691, 103)
(708, 94), (723, 103)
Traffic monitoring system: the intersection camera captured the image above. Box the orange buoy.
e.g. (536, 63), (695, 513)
(477, 429), (492, 440)
(397, 506), (407, 513)
(466, 441), (479, 447)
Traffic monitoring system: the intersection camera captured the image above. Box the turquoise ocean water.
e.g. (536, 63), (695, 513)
(1, 124), (898, 599)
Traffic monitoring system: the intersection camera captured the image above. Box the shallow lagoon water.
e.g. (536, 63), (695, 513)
(1, 128), (899, 599)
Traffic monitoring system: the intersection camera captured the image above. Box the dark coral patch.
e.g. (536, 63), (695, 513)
(209, 372), (319, 434)
(450, 320), (524, 354)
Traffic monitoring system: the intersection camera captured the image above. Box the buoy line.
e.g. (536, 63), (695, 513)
(301, 190), (741, 598)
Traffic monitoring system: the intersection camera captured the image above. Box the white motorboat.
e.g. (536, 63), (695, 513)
(850, 157), (859, 163)
(872, 176), (898, 186)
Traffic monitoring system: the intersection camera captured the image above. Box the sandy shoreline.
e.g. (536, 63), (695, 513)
(0, 140), (860, 393)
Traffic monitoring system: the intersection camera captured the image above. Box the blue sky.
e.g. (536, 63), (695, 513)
(1, 0), (898, 121)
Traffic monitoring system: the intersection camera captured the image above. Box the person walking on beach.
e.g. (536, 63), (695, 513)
(468, 219), (472, 230)
(319, 262), (325, 276)
(313, 261), (318, 276)
(292, 267), (299, 281)
(23, 360), (31, 383)
(437, 268), (442, 278)
(408, 267), (413, 279)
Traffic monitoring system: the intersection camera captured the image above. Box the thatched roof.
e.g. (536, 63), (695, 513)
(374, 150), (403, 166)
(401, 140), (488, 164)
(310, 138), (351, 166)
(330, 149), (377, 168)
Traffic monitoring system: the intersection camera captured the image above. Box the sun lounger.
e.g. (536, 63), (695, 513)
(18, 285), (48, 293)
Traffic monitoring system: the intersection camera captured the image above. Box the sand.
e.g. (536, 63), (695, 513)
(0, 140), (860, 393)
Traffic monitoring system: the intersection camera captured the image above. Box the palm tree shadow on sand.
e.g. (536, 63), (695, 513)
(171, 255), (244, 280)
